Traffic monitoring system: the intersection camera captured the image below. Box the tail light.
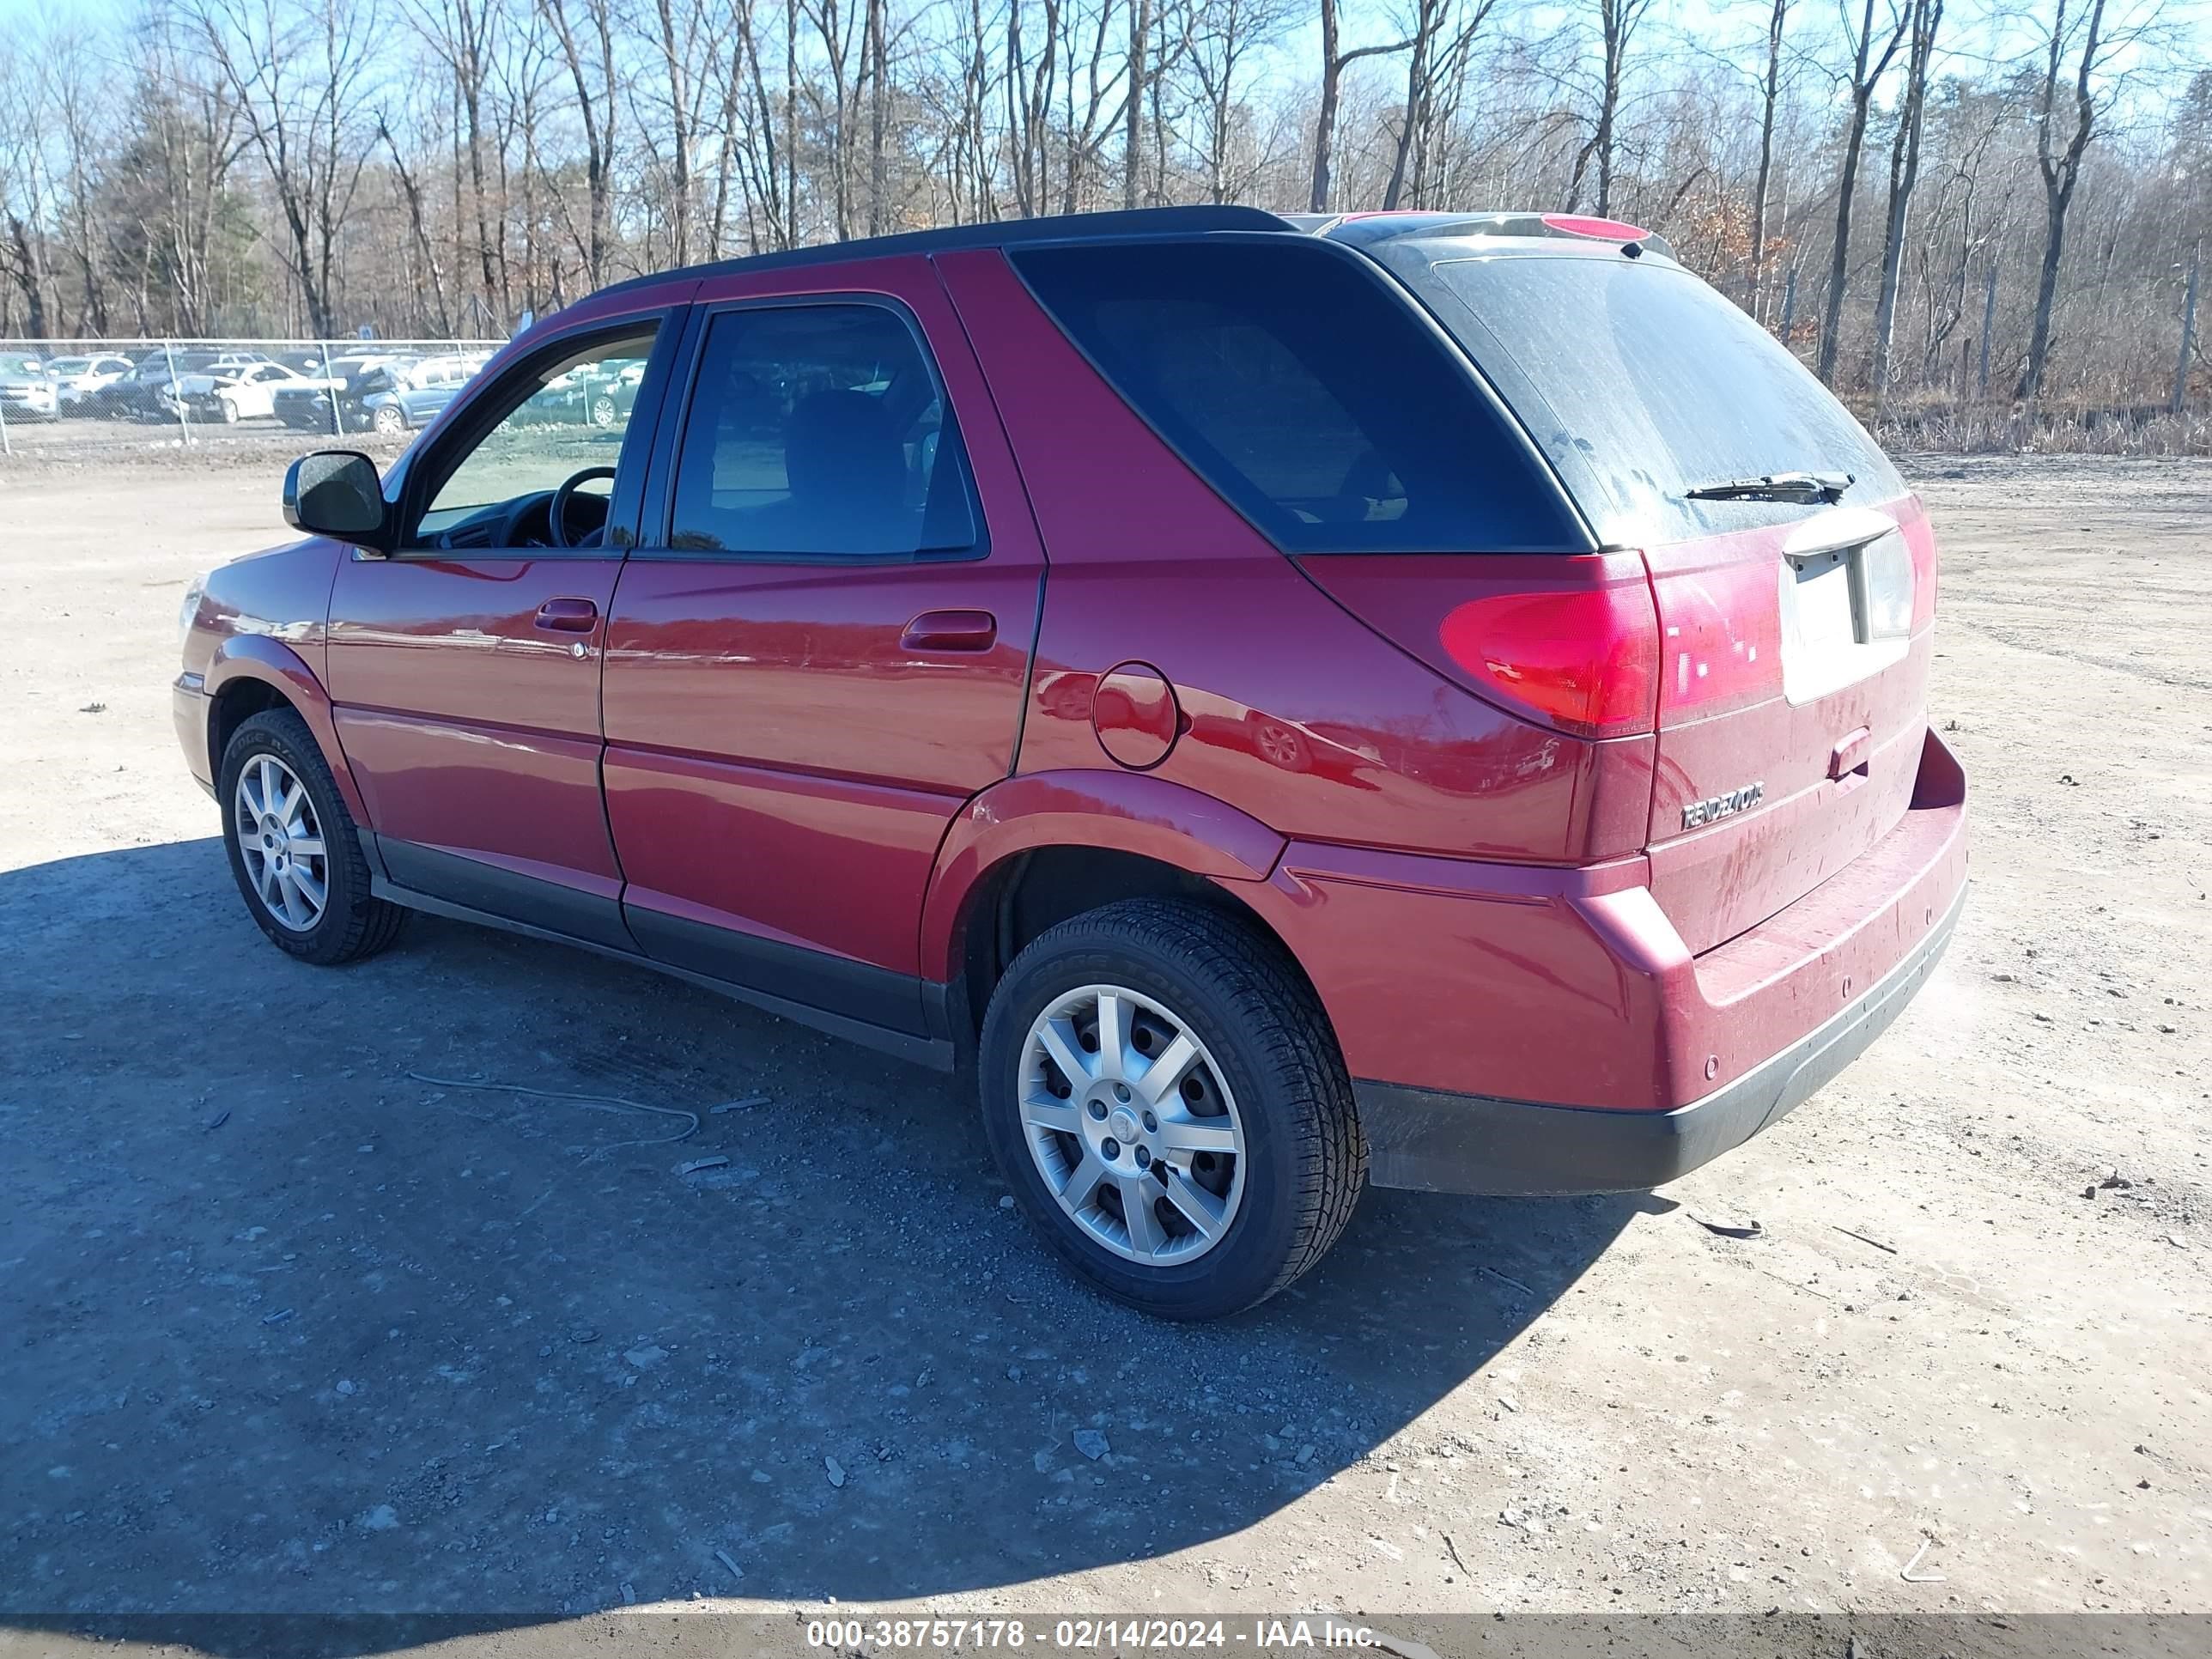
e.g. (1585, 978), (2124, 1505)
(1905, 512), (1940, 630)
(1438, 574), (1660, 739)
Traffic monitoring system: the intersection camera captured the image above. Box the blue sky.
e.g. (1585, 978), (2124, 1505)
(2, 0), (2201, 110)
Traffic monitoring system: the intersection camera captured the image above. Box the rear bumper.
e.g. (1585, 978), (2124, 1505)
(1355, 876), (1963, 1194)
(1251, 727), (1967, 1195)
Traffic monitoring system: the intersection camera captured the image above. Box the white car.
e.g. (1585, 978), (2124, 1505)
(169, 362), (312, 423)
(0, 353), (57, 422)
(45, 354), (137, 413)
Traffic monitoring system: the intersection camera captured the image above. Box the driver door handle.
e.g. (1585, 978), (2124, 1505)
(535, 597), (599, 633)
(900, 610), (997, 653)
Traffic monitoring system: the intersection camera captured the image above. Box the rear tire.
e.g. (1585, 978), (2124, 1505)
(979, 899), (1364, 1320)
(218, 708), (405, 965)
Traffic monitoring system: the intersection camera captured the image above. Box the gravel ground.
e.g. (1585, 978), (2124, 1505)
(0, 453), (2206, 1655)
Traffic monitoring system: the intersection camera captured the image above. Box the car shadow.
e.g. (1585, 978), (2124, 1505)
(0, 839), (1641, 1651)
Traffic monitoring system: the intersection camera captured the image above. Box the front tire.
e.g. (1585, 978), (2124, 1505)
(372, 404), (406, 435)
(218, 708), (404, 965)
(979, 899), (1364, 1320)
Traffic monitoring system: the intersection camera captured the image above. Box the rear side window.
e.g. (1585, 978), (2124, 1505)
(669, 303), (978, 557)
(1399, 252), (1906, 546)
(1012, 240), (1585, 554)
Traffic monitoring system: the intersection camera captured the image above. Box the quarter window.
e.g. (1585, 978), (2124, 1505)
(668, 304), (977, 557)
(1012, 240), (1585, 553)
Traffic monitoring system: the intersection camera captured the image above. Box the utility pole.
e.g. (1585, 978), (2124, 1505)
(2175, 245), (2202, 416)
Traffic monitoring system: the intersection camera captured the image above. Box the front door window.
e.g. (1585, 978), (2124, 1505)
(410, 326), (657, 550)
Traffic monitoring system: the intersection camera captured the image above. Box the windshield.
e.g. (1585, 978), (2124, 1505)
(1390, 248), (1903, 546)
(0, 355), (41, 374)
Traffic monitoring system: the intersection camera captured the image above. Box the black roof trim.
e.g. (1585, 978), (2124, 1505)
(588, 205), (1295, 301)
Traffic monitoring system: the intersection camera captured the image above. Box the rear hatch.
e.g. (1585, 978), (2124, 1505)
(1376, 233), (1938, 953)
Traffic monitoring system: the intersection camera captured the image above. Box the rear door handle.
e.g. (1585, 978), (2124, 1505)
(535, 597), (599, 633)
(901, 609), (997, 653)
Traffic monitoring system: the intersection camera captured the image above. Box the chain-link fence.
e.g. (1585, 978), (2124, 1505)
(0, 338), (506, 457)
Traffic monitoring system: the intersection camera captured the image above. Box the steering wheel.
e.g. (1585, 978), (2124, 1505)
(548, 465), (618, 548)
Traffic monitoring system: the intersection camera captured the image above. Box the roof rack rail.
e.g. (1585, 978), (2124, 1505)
(589, 205), (1295, 302)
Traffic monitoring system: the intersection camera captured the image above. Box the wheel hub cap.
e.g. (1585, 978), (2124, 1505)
(233, 754), (329, 933)
(1017, 983), (1246, 1267)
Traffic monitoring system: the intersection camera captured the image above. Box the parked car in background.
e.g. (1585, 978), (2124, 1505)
(171, 207), (1966, 1321)
(112, 356), (191, 419)
(357, 353), (490, 434)
(118, 350), (275, 420)
(517, 357), (644, 428)
(170, 362), (314, 423)
(0, 352), (58, 422)
(45, 354), (137, 413)
(271, 355), (416, 434)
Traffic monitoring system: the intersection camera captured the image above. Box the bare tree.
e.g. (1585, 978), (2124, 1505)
(376, 111), (454, 331)
(398, 0), (504, 316)
(1384, 0), (1504, 211)
(0, 48), (59, 334)
(1054, 0), (1130, 212)
(2014, 0), (2148, 400)
(1188, 0), (1291, 204)
(1005, 0), (1061, 218)
(0, 0), (2190, 422)
(534, 0), (621, 285)
(1565, 0), (1656, 217)
(1124, 0), (1150, 206)
(1814, 0), (1911, 385)
(1309, 0), (1411, 213)
(866, 0), (890, 232)
(1870, 0), (1941, 410)
(179, 0), (378, 336)
(1747, 0), (1791, 320)
(635, 0), (714, 265)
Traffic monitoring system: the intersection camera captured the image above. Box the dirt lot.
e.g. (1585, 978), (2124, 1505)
(0, 453), (2207, 1653)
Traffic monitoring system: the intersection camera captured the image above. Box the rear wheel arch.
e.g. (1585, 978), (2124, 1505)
(926, 769), (1277, 953)
(945, 844), (1322, 1057)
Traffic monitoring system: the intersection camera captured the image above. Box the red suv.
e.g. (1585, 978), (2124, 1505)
(173, 207), (1966, 1319)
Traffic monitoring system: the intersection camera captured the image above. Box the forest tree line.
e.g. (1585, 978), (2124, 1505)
(0, 0), (2203, 411)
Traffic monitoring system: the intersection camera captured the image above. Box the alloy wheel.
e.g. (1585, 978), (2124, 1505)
(1018, 983), (1246, 1265)
(233, 754), (329, 933)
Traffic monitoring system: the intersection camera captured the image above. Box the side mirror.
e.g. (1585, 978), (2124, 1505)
(283, 451), (386, 544)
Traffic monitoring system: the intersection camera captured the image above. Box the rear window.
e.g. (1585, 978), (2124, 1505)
(1012, 240), (1585, 554)
(1397, 250), (1905, 545)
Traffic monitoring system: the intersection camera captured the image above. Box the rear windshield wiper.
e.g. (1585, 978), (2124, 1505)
(1682, 470), (1853, 505)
